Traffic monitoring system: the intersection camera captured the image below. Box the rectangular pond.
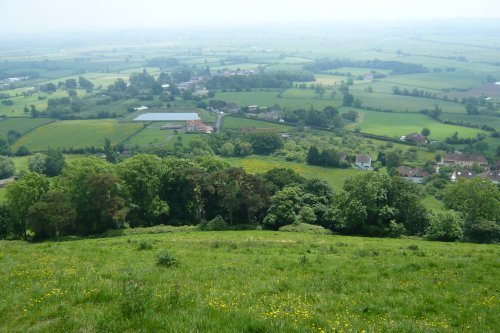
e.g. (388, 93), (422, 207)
(134, 113), (200, 121)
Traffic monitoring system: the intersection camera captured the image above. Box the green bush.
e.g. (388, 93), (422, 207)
(425, 211), (464, 242)
(279, 223), (332, 235)
(199, 216), (228, 231)
(156, 250), (177, 267)
(466, 219), (500, 243)
(138, 240), (153, 250)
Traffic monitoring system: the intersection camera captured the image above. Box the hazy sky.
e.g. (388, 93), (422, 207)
(1, 0), (500, 35)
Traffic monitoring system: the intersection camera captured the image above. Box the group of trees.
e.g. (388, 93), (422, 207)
(1, 153), (498, 243)
(304, 58), (428, 75)
(206, 70), (315, 91)
(306, 146), (351, 168)
(282, 106), (346, 128)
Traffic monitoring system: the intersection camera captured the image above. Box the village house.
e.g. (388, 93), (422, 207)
(451, 170), (476, 182)
(479, 170), (500, 184)
(397, 166), (430, 184)
(440, 154), (489, 169)
(355, 155), (372, 170)
(186, 120), (213, 134)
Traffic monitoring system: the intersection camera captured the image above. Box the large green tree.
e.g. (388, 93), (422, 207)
(442, 178), (500, 242)
(6, 173), (50, 239)
(0, 156), (15, 179)
(27, 191), (76, 240)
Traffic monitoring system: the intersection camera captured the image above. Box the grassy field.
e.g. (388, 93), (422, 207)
(11, 120), (143, 151)
(0, 231), (498, 332)
(0, 90), (88, 117)
(0, 117), (56, 136)
(124, 128), (174, 147)
(349, 90), (467, 114)
(222, 116), (294, 131)
(346, 111), (485, 140)
(226, 156), (360, 191)
(214, 91), (342, 110)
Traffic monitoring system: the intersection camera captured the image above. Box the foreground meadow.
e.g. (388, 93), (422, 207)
(0, 231), (498, 332)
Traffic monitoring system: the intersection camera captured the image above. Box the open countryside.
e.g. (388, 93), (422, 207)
(0, 5), (499, 332)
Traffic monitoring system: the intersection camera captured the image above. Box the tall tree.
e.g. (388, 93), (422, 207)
(6, 173), (50, 239)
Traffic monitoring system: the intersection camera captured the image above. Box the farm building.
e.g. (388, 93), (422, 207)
(355, 155), (372, 170)
(440, 154), (488, 169)
(133, 106), (149, 111)
(186, 120), (213, 134)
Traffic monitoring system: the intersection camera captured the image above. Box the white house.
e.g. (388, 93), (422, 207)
(355, 155), (372, 170)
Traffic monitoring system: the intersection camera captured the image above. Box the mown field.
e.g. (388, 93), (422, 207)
(345, 111), (486, 140)
(11, 120), (143, 151)
(0, 117), (56, 136)
(222, 116), (294, 131)
(0, 231), (498, 332)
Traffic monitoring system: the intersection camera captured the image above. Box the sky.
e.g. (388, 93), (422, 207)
(1, 0), (500, 35)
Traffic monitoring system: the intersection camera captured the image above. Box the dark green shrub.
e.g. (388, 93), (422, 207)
(199, 215), (228, 231)
(156, 250), (177, 267)
(138, 240), (153, 250)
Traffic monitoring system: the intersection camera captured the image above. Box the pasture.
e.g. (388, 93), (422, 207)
(345, 111), (486, 141)
(11, 120), (143, 151)
(222, 116), (294, 131)
(0, 231), (498, 332)
(0, 117), (56, 136)
(124, 128), (174, 147)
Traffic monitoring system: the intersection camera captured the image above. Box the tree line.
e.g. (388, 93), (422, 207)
(1, 154), (498, 243)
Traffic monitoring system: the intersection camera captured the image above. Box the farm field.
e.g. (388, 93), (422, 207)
(0, 117), (56, 136)
(350, 90), (467, 114)
(0, 231), (498, 332)
(345, 111), (486, 140)
(0, 90), (87, 117)
(124, 128), (174, 147)
(222, 116), (294, 131)
(214, 91), (342, 110)
(11, 120), (143, 151)
(226, 156), (360, 191)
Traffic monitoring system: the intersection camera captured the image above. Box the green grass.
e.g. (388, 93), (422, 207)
(346, 111), (486, 141)
(0, 231), (498, 332)
(215, 90), (342, 110)
(11, 120), (143, 151)
(0, 90), (88, 117)
(222, 116), (294, 131)
(124, 128), (174, 147)
(350, 90), (467, 114)
(0, 117), (56, 137)
(226, 156), (359, 191)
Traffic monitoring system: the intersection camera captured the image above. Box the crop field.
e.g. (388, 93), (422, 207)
(226, 156), (360, 191)
(0, 117), (56, 136)
(222, 116), (294, 131)
(11, 120), (143, 151)
(345, 111), (486, 140)
(1, 231), (498, 332)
